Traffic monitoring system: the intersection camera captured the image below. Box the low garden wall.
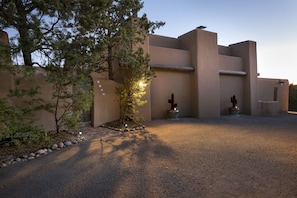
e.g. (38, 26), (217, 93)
(258, 100), (279, 116)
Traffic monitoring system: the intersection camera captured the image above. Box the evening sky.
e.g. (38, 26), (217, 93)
(141, 0), (297, 84)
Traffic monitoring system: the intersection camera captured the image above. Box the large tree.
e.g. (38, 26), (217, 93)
(0, 0), (164, 131)
(0, 0), (111, 132)
(45, 0), (164, 125)
(78, 0), (164, 80)
(0, 0), (80, 67)
(0, 0), (163, 73)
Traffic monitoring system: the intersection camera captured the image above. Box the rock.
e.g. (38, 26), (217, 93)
(11, 139), (81, 165)
(51, 144), (58, 150)
(58, 142), (64, 148)
(71, 140), (78, 144)
(1, 163), (7, 167)
(64, 141), (72, 146)
(36, 149), (46, 155)
(4, 155), (14, 162)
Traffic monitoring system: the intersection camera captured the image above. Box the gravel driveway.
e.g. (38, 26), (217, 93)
(0, 114), (297, 198)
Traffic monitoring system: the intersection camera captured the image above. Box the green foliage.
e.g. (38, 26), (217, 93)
(98, 0), (163, 123)
(0, 67), (50, 146)
(0, 0), (77, 66)
(45, 66), (94, 133)
(1, 0), (164, 132)
(0, 98), (48, 147)
(72, 0), (165, 79)
(116, 47), (154, 123)
(289, 84), (297, 111)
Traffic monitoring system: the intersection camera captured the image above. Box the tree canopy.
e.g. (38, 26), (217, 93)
(0, 0), (164, 71)
(0, 0), (165, 131)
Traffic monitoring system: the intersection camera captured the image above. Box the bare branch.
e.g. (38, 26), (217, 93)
(42, 14), (61, 36)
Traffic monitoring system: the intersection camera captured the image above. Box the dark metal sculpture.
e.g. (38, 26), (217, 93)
(168, 93), (177, 110)
(230, 95), (238, 108)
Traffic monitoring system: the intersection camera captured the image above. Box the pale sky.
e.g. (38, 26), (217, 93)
(141, 0), (297, 84)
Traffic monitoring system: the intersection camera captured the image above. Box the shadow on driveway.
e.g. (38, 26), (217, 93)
(0, 114), (297, 197)
(0, 129), (179, 198)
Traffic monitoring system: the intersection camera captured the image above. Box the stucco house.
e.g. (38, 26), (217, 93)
(93, 27), (288, 125)
(147, 28), (289, 119)
(0, 28), (289, 130)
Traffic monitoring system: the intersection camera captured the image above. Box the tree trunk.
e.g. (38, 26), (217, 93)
(107, 45), (113, 80)
(15, 1), (33, 66)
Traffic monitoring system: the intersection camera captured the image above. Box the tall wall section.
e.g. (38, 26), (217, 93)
(149, 34), (194, 119)
(91, 73), (120, 127)
(229, 41), (258, 115)
(179, 29), (220, 118)
(218, 47), (245, 114)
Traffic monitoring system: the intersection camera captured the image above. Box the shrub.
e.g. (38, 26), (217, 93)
(289, 84), (297, 111)
(0, 98), (48, 147)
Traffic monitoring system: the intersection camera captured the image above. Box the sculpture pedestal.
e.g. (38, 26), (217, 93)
(167, 109), (179, 120)
(229, 106), (239, 115)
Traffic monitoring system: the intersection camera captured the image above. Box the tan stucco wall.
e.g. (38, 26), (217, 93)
(150, 69), (192, 119)
(1, 28), (290, 129)
(0, 70), (14, 98)
(218, 45), (231, 56)
(136, 84), (151, 121)
(220, 75), (244, 114)
(1, 69), (122, 130)
(230, 41), (258, 115)
(178, 30), (199, 117)
(219, 52), (245, 115)
(195, 30), (221, 118)
(219, 55), (243, 71)
(179, 29), (221, 118)
(137, 33), (152, 121)
(149, 34), (180, 49)
(92, 73), (120, 127)
(21, 73), (58, 130)
(149, 46), (191, 67)
(0, 69), (59, 131)
(257, 78), (289, 113)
